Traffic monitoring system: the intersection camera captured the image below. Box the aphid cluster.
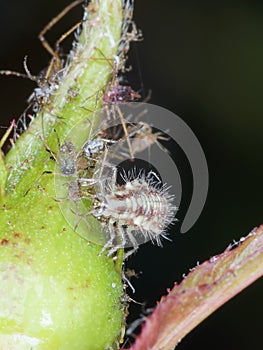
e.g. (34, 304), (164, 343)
(1, 0), (177, 257)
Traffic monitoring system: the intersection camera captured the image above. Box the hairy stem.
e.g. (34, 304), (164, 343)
(126, 226), (263, 350)
(0, 1), (126, 349)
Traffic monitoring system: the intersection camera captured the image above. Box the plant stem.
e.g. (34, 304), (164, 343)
(0, 1), (126, 349)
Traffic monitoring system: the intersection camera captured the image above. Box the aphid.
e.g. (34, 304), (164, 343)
(0, 57), (62, 139)
(127, 122), (170, 157)
(93, 169), (177, 257)
(24, 138), (79, 196)
(99, 119), (170, 166)
(98, 4), (143, 109)
(102, 85), (141, 105)
(100, 52), (141, 109)
(82, 137), (116, 159)
(91, 45), (141, 106)
(57, 141), (78, 176)
(46, 127), (112, 181)
(55, 138), (104, 189)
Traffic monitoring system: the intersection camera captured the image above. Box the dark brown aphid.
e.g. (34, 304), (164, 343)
(102, 85), (141, 105)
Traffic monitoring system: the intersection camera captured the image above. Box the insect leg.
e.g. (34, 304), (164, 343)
(99, 222), (117, 256)
(38, 0), (83, 71)
(115, 106), (134, 159)
(0, 119), (16, 152)
(106, 224), (127, 257)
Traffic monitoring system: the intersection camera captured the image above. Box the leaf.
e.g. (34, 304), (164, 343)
(125, 225), (263, 350)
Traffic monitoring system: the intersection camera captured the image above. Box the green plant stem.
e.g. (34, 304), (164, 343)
(0, 1), (125, 349)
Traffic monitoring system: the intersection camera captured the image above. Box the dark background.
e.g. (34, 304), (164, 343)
(0, 1), (262, 349)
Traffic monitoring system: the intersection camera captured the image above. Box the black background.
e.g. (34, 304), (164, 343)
(0, 1), (262, 349)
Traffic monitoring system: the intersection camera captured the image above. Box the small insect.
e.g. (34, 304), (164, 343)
(24, 138), (80, 196)
(127, 122), (170, 157)
(57, 141), (78, 176)
(0, 58), (63, 140)
(100, 52), (141, 111)
(48, 127), (112, 179)
(93, 169), (177, 257)
(55, 138), (106, 189)
(102, 85), (141, 105)
(98, 5), (143, 110)
(105, 121), (170, 162)
(81, 137), (117, 160)
(91, 45), (141, 106)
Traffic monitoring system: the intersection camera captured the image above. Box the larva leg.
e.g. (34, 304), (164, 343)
(99, 222), (117, 256)
(106, 224), (127, 257)
(126, 229), (139, 251)
(124, 247), (138, 260)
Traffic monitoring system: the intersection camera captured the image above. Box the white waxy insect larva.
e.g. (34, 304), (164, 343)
(93, 169), (177, 257)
